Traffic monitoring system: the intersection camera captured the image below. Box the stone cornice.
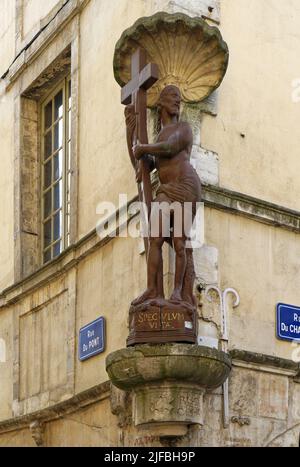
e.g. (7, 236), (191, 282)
(230, 349), (300, 377)
(1, 0), (91, 87)
(203, 185), (300, 233)
(0, 381), (110, 435)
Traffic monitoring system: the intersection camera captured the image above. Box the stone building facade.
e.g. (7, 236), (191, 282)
(0, 0), (299, 447)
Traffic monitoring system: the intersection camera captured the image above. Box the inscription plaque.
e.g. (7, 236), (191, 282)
(135, 307), (160, 331)
(127, 301), (197, 346)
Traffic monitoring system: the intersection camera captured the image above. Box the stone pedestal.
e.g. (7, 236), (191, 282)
(106, 344), (231, 437)
(127, 300), (198, 346)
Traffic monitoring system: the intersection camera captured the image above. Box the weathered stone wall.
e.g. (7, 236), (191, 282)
(202, 0), (300, 210)
(184, 366), (300, 448)
(205, 208), (300, 359)
(22, 0), (61, 40)
(1, 362), (298, 447)
(0, 0), (15, 77)
(0, 1), (15, 292)
(0, 85), (14, 293)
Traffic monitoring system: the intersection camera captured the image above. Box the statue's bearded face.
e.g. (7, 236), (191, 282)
(159, 86), (181, 117)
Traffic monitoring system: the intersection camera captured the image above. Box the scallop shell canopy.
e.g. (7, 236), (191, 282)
(114, 12), (229, 107)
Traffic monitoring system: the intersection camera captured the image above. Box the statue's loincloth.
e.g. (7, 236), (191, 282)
(156, 170), (202, 213)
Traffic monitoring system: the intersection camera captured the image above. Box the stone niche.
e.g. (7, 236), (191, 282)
(106, 344), (231, 437)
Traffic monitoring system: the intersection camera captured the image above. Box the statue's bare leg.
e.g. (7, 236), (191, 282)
(131, 193), (169, 306)
(131, 237), (164, 305)
(156, 253), (164, 298)
(170, 236), (187, 302)
(182, 247), (197, 306)
(182, 207), (197, 306)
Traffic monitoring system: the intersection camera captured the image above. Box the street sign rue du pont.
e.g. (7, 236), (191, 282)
(79, 317), (106, 361)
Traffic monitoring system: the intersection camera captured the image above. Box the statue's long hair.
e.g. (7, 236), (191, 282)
(154, 85), (181, 136)
(154, 103), (162, 135)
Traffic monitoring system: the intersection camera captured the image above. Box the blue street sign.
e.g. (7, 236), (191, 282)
(276, 303), (300, 342)
(79, 317), (106, 361)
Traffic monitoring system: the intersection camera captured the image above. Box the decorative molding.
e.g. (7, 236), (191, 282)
(22, 47), (71, 100)
(16, 1), (70, 57)
(0, 381), (110, 435)
(230, 349), (300, 377)
(2, 0), (90, 88)
(203, 185), (300, 233)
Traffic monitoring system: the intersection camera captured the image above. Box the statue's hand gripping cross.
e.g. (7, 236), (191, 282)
(121, 48), (159, 219)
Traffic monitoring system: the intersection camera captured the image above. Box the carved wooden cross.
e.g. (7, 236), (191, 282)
(121, 48), (159, 220)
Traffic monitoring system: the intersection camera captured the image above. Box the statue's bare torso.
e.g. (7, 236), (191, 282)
(155, 122), (194, 185)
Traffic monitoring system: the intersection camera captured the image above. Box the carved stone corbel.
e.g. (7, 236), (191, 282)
(110, 384), (133, 429)
(29, 420), (45, 447)
(107, 344), (231, 437)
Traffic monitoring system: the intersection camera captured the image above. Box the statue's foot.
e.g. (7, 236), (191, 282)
(170, 289), (183, 302)
(131, 288), (157, 306)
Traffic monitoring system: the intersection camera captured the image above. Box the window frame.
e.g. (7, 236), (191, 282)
(40, 75), (72, 264)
